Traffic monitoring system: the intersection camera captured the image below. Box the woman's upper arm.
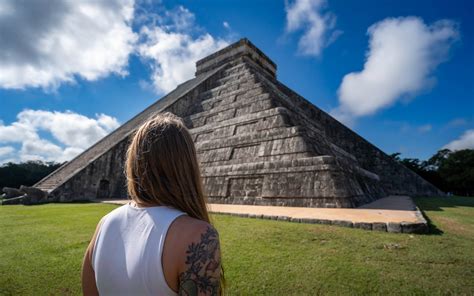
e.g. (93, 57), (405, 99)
(81, 218), (104, 296)
(177, 223), (221, 296)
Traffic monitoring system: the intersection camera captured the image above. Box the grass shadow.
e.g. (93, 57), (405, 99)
(414, 195), (474, 235)
(418, 207), (444, 235)
(414, 196), (474, 211)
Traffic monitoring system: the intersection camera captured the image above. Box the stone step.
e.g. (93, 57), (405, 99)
(201, 155), (337, 177)
(198, 151), (313, 167)
(37, 180), (60, 187)
(184, 94), (273, 129)
(211, 66), (254, 86)
(211, 61), (255, 79)
(198, 75), (259, 100)
(199, 83), (265, 110)
(196, 126), (303, 151)
(189, 107), (292, 137)
(195, 126), (313, 167)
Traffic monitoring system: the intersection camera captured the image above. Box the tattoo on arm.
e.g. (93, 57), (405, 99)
(178, 226), (221, 296)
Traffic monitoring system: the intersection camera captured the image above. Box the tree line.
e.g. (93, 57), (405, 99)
(1, 149), (473, 196)
(0, 161), (62, 189)
(390, 149), (474, 197)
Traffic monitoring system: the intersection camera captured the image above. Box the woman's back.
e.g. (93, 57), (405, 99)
(81, 113), (223, 295)
(92, 203), (185, 295)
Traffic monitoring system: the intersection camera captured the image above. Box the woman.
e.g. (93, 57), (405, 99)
(81, 112), (223, 295)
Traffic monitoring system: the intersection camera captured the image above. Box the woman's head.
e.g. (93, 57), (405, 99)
(125, 112), (209, 222)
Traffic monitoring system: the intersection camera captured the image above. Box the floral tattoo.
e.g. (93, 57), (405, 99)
(178, 226), (221, 296)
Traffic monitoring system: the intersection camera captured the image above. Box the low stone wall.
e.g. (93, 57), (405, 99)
(211, 207), (429, 234)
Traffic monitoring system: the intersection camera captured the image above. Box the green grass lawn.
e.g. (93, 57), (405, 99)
(1, 196), (473, 295)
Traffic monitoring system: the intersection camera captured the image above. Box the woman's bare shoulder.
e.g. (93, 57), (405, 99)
(172, 215), (218, 239)
(164, 215), (220, 267)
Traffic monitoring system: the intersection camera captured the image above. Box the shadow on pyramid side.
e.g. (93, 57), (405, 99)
(34, 38), (442, 208)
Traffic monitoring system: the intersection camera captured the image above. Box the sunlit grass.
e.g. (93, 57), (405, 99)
(0, 196), (473, 295)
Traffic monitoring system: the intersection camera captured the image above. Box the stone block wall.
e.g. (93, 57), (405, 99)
(50, 139), (129, 202)
(270, 75), (442, 197)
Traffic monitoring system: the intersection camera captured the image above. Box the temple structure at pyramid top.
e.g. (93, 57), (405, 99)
(195, 38), (277, 78)
(34, 38), (442, 207)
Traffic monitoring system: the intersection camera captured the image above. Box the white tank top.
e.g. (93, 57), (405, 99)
(92, 202), (186, 296)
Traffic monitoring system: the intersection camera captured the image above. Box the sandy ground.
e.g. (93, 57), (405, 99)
(100, 195), (422, 224)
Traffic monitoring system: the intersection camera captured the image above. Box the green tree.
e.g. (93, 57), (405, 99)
(426, 149), (451, 170)
(0, 161), (62, 189)
(399, 158), (424, 173)
(438, 149), (474, 196)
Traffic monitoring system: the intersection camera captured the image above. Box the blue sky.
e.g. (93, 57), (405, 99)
(0, 0), (472, 163)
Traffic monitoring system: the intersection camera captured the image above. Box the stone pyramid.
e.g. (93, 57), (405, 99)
(34, 39), (441, 207)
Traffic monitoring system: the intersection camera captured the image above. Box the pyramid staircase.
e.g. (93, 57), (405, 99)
(34, 39), (441, 206)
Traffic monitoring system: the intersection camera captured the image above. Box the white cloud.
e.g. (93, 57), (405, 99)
(332, 17), (458, 125)
(163, 6), (196, 31)
(223, 21), (230, 29)
(0, 0), (137, 90)
(285, 0), (341, 56)
(0, 110), (120, 163)
(15, 110), (120, 149)
(444, 129), (474, 151)
(137, 7), (228, 94)
(97, 114), (121, 131)
(0, 121), (38, 144)
(0, 146), (14, 158)
(0, 2), (228, 94)
(20, 138), (64, 162)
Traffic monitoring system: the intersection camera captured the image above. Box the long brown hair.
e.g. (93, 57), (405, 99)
(125, 112), (209, 221)
(125, 112), (224, 292)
